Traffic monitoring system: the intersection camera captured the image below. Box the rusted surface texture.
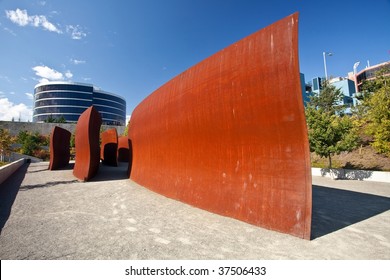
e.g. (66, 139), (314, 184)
(48, 126), (71, 170)
(73, 106), (102, 181)
(118, 136), (130, 162)
(128, 13), (312, 239)
(100, 128), (118, 166)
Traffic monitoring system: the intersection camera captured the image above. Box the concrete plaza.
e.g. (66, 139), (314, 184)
(0, 161), (389, 259)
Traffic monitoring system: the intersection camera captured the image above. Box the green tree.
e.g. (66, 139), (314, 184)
(16, 131), (46, 157)
(305, 82), (358, 168)
(44, 115), (56, 123)
(0, 128), (13, 162)
(123, 122), (129, 136)
(56, 116), (66, 123)
(359, 69), (390, 156)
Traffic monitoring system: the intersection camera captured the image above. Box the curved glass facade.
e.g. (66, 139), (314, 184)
(33, 82), (126, 125)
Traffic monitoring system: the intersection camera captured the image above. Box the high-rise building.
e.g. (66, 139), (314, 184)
(33, 81), (126, 125)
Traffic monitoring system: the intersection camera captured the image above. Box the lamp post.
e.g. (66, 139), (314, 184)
(353, 61), (360, 74)
(353, 61), (360, 93)
(323, 51), (333, 80)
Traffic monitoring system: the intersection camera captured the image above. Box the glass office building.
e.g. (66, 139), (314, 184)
(33, 81), (126, 125)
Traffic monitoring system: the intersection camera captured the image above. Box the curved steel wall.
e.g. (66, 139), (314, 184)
(128, 13), (312, 239)
(33, 82), (126, 125)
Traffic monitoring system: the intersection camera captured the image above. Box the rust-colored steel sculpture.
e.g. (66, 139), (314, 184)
(128, 13), (312, 239)
(118, 136), (130, 162)
(48, 126), (71, 170)
(100, 128), (118, 166)
(73, 106), (102, 181)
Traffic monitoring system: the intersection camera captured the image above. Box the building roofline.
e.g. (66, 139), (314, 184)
(356, 60), (390, 76)
(34, 80), (94, 89)
(93, 88), (126, 102)
(34, 81), (126, 102)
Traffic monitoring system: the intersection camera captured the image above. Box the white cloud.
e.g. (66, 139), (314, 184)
(5, 9), (29, 26)
(5, 8), (62, 34)
(0, 75), (11, 83)
(0, 98), (32, 122)
(70, 58), (86, 65)
(66, 25), (86, 40)
(32, 65), (73, 83)
(25, 93), (34, 100)
(64, 70), (73, 79)
(32, 65), (63, 82)
(3, 27), (17, 36)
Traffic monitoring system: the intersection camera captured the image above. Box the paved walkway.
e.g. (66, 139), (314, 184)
(0, 162), (389, 260)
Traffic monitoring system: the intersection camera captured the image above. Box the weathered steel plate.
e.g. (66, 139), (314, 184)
(128, 13), (311, 239)
(73, 106), (102, 181)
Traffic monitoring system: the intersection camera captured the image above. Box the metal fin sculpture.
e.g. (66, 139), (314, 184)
(101, 128), (118, 166)
(128, 13), (312, 239)
(73, 106), (102, 181)
(48, 126), (71, 170)
(118, 136), (130, 162)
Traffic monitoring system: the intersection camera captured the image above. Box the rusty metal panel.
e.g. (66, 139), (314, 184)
(118, 136), (130, 162)
(128, 13), (312, 239)
(48, 126), (71, 170)
(73, 106), (102, 181)
(100, 128), (118, 166)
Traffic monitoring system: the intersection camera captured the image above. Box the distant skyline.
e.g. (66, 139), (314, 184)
(1, 0), (390, 122)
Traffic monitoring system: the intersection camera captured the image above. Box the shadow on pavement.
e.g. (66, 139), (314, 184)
(0, 162), (30, 234)
(19, 180), (79, 191)
(89, 162), (129, 182)
(311, 185), (390, 240)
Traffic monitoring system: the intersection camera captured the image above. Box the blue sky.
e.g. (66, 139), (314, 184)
(1, 0), (389, 122)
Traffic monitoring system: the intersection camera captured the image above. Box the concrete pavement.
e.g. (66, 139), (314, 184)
(0, 161), (389, 259)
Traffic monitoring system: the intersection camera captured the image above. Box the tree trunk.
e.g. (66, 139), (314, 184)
(328, 154), (332, 169)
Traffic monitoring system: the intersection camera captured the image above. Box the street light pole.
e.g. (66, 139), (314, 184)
(323, 51), (333, 80)
(353, 61), (360, 74)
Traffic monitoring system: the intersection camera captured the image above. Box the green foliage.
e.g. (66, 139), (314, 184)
(0, 128), (14, 161)
(123, 122), (129, 136)
(56, 116), (66, 123)
(354, 66), (390, 156)
(44, 115), (67, 123)
(308, 81), (345, 115)
(70, 133), (75, 148)
(305, 82), (358, 168)
(364, 84), (390, 156)
(16, 130), (49, 158)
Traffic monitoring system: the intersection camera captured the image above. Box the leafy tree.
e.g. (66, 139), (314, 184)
(309, 81), (345, 114)
(56, 116), (66, 123)
(17, 130), (29, 144)
(44, 115), (56, 123)
(123, 122), (129, 136)
(305, 81), (358, 168)
(16, 131), (48, 157)
(0, 128), (13, 162)
(359, 68), (390, 156)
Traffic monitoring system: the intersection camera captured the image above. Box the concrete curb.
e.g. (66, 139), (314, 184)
(0, 158), (26, 185)
(312, 167), (390, 183)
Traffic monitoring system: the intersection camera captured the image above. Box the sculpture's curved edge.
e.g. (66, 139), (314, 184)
(129, 13), (312, 239)
(73, 106), (102, 181)
(48, 126), (71, 170)
(101, 128), (118, 166)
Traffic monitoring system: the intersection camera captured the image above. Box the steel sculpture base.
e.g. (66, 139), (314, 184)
(128, 13), (312, 239)
(73, 106), (102, 181)
(101, 128), (118, 166)
(118, 136), (130, 162)
(48, 126), (71, 170)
